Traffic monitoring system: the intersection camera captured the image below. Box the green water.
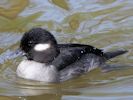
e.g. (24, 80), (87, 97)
(0, 0), (133, 100)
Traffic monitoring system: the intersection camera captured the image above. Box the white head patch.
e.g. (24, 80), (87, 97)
(34, 43), (50, 52)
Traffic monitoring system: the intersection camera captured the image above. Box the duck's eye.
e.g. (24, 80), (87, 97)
(28, 41), (35, 46)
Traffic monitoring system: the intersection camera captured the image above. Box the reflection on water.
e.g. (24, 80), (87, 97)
(0, 0), (133, 100)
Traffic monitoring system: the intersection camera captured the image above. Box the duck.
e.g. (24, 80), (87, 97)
(16, 28), (127, 83)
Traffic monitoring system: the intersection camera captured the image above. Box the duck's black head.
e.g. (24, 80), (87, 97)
(20, 28), (60, 64)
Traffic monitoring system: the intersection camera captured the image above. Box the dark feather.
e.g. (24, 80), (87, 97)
(52, 43), (105, 71)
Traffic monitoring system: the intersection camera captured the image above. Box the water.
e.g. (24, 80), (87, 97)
(0, 0), (133, 100)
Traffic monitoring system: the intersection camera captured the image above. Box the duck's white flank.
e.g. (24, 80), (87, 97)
(17, 60), (59, 82)
(34, 43), (50, 52)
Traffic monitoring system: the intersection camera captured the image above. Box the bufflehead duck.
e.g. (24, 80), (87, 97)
(17, 28), (127, 83)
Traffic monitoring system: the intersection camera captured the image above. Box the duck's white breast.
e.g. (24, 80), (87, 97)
(16, 60), (59, 82)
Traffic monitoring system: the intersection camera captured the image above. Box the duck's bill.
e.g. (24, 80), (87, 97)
(13, 48), (26, 57)
(6, 48), (26, 59)
(0, 48), (25, 64)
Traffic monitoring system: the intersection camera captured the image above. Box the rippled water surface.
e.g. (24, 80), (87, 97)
(0, 0), (133, 100)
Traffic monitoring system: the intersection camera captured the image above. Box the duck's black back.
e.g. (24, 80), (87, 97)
(52, 43), (105, 71)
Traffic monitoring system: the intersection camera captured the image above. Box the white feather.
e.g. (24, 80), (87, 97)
(34, 43), (50, 52)
(17, 60), (59, 82)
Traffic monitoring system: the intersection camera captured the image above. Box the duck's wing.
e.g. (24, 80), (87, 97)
(58, 45), (128, 82)
(55, 44), (127, 71)
(58, 43), (105, 57)
(52, 43), (105, 71)
(52, 47), (87, 71)
(58, 44), (128, 59)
